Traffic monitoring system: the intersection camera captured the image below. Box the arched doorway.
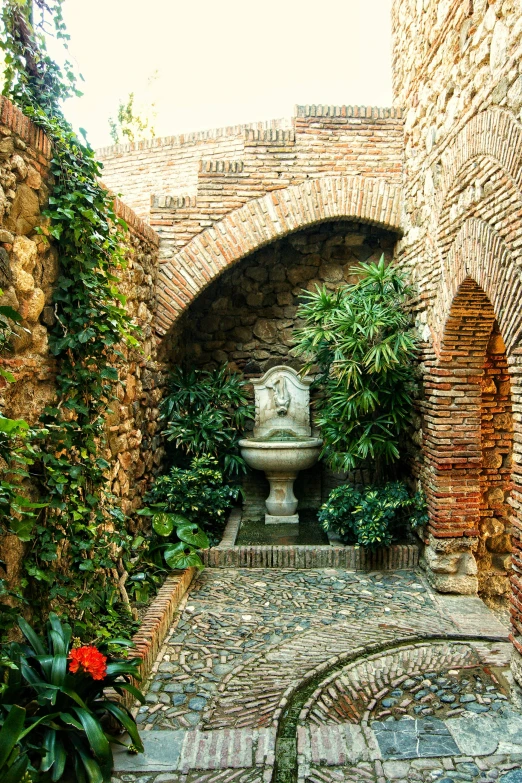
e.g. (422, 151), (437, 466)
(422, 277), (513, 602)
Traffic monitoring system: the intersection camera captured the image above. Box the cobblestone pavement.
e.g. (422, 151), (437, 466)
(112, 568), (520, 783)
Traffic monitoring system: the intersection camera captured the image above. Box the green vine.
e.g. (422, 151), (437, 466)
(0, 1), (141, 636)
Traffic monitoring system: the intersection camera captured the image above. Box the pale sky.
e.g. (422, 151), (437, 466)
(54, 0), (394, 149)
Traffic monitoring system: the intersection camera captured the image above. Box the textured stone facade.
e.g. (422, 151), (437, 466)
(0, 97), (163, 591)
(391, 0), (522, 672)
(171, 221), (395, 375)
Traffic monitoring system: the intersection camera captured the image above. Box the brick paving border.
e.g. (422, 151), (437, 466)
(124, 567), (196, 708)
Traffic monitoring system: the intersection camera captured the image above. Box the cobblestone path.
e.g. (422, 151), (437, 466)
(111, 568), (521, 783)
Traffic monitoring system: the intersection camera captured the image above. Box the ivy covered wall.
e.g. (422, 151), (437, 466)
(0, 96), (164, 608)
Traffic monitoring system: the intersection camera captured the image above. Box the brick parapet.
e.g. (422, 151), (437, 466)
(0, 95), (52, 161)
(96, 105), (404, 223)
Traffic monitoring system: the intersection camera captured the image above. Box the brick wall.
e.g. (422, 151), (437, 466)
(97, 106), (404, 336)
(391, 0), (522, 664)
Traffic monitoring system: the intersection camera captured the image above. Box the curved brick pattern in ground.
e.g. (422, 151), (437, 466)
(301, 757), (522, 783)
(137, 569), (446, 731)
(204, 621), (469, 731)
(112, 770), (264, 783)
(299, 642), (510, 726)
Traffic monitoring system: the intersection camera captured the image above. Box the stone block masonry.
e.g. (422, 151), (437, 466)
(392, 0), (522, 682)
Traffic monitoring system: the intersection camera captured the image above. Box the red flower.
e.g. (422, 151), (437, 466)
(69, 646), (108, 681)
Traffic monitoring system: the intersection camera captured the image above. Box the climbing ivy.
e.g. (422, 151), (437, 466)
(0, 2), (140, 636)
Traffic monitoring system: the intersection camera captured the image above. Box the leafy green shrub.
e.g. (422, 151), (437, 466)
(161, 365), (253, 478)
(144, 456), (239, 547)
(0, 704), (32, 783)
(318, 481), (427, 549)
(294, 256), (418, 476)
(0, 613), (144, 783)
(138, 509), (210, 570)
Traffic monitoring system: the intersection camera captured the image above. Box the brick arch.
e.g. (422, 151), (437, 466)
(423, 277), (516, 601)
(155, 176), (402, 336)
(430, 218), (522, 355)
(435, 109), (522, 210)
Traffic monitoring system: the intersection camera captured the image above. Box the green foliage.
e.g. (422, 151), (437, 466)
(137, 508), (209, 570)
(161, 365), (253, 478)
(144, 455), (240, 545)
(109, 91), (156, 145)
(294, 256), (418, 474)
(0, 613), (144, 783)
(0, 2), (142, 637)
(0, 704), (33, 783)
(318, 481), (427, 549)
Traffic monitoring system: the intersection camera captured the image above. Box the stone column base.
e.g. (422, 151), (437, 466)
(422, 534), (479, 594)
(265, 513), (299, 525)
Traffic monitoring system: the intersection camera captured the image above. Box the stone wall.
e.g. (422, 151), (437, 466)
(391, 0), (522, 666)
(171, 221), (397, 375)
(0, 96), (162, 590)
(103, 198), (165, 519)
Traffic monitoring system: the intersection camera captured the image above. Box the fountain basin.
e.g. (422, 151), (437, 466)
(239, 437), (322, 523)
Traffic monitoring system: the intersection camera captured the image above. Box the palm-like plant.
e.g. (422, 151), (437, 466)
(294, 256), (418, 476)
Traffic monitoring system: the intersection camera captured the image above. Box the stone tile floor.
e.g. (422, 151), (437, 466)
(111, 568), (520, 783)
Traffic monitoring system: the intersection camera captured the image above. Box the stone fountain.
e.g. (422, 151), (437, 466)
(239, 366), (322, 524)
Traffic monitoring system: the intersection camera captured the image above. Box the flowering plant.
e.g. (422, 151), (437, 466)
(0, 613), (144, 782)
(69, 645), (108, 680)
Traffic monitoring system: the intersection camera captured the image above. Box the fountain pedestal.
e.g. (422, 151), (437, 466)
(265, 470), (299, 523)
(239, 366), (322, 525)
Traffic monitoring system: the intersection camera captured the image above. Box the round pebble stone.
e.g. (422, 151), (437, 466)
(500, 772), (522, 783)
(382, 698), (398, 708)
(188, 696), (207, 711)
(460, 694), (476, 703)
(403, 679), (416, 688)
(458, 764), (480, 776)
(441, 694), (456, 703)
(171, 694), (186, 706)
(390, 689), (403, 698)
(164, 683), (183, 693)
